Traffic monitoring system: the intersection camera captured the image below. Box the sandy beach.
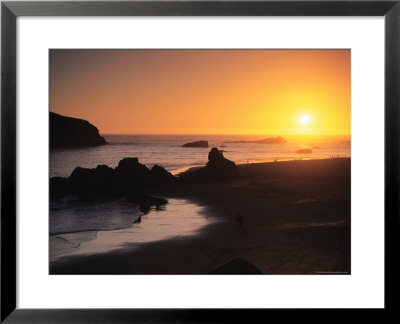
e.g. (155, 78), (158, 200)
(50, 158), (350, 275)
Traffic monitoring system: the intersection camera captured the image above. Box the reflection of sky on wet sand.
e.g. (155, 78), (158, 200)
(50, 198), (213, 261)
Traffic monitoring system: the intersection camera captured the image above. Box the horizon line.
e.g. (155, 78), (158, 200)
(100, 133), (352, 136)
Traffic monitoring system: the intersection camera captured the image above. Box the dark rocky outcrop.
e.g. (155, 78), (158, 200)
(50, 112), (106, 149)
(50, 158), (175, 201)
(49, 177), (71, 196)
(50, 148), (239, 204)
(126, 194), (168, 214)
(182, 140), (209, 148)
(296, 148), (312, 154)
(115, 158), (151, 194)
(208, 258), (263, 274)
(179, 147), (240, 183)
(68, 165), (117, 200)
(150, 165), (176, 184)
(224, 137), (287, 144)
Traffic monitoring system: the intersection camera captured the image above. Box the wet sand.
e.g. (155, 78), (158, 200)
(50, 158), (350, 275)
(50, 198), (213, 262)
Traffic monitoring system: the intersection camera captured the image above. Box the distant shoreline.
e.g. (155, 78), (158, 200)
(101, 133), (352, 137)
(173, 155), (350, 176)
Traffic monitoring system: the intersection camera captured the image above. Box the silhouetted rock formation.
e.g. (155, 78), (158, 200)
(182, 140), (209, 148)
(224, 137), (287, 144)
(150, 165), (176, 184)
(68, 165), (117, 200)
(50, 158), (175, 201)
(126, 194), (168, 214)
(208, 258), (262, 274)
(49, 177), (71, 196)
(205, 148), (240, 180)
(50, 112), (106, 149)
(296, 148), (312, 154)
(115, 158), (151, 194)
(179, 148), (240, 183)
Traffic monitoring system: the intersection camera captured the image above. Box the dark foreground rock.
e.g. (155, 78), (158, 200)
(208, 258), (263, 274)
(68, 165), (118, 200)
(182, 140), (209, 148)
(224, 137), (287, 144)
(126, 194), (168, 214)
(150, 165), (176, 184)
(50, 112), (106, 149)
(49, 177), (71, 195)
(50, 148), (239, 201)
(115, 158), (151, 194)
(179, 147), (240, 183)
(50, 158), (175, 201)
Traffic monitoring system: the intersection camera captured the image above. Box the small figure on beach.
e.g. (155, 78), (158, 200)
(235, 213), (244, 228)
(133, 216), (142, 224)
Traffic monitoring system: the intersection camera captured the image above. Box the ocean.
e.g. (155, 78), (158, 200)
(49, 134), (350, 259)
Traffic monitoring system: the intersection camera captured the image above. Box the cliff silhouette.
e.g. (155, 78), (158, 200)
(50, 112), (106, 149)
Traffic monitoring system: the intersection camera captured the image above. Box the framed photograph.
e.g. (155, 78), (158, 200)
(1, 0), (399, 321)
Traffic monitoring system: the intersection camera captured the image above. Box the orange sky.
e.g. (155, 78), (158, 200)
(50, 49), (350, 135)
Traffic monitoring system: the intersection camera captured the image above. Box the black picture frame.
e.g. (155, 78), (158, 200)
(1, 0), (399, 322)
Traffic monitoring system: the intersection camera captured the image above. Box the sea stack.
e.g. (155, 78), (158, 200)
(50, 112), (106, 149)
(179, 147), (240, 182)
(182, 140), (209, 148)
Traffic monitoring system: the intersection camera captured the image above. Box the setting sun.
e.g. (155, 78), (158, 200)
(300, 114), (311, 125)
